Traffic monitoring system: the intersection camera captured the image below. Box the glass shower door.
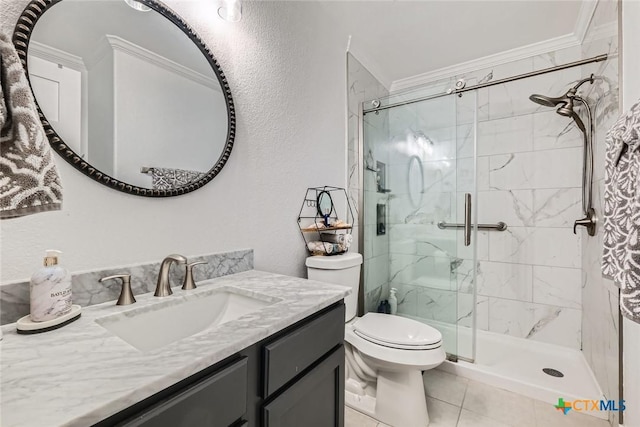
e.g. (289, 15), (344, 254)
(361, 87), (477, 361)
(453, 88), (479, 362)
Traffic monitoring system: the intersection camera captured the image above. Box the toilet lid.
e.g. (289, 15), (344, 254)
(353, 313), (442, 349)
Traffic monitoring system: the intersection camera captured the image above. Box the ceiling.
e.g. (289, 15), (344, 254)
(29, 0), (590, 90)
(317, 0), (587, 87)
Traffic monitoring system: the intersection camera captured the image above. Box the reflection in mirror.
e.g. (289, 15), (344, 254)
(124, 0), (151, 12)
(21, 0), (233, 195)
(407, 155), (424, 209)
(317, 191), (334, 223)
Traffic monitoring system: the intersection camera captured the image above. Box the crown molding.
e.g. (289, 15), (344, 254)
(85, 35), (220, 92)
(83, 36), (114, 70)
(390, 33), (581, 92)
(107, 35), (221, 92)
(390, 0), (600, 93)
(28, 41), (86, 72)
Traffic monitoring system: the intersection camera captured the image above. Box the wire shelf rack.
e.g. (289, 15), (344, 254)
(297, 186), (355, 256)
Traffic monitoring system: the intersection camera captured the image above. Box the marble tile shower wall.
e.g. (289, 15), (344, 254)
(0, 249), (253, 325)
(363, 111), (391, 312)
(578, 1), (620, 425)
(346, 53), (390, 312)
(386, 46), (597, 350)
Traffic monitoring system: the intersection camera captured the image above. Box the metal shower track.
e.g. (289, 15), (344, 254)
(363, 53), (608, 115)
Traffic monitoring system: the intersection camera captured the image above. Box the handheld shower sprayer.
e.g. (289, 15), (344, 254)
(529, 74), (597, 236)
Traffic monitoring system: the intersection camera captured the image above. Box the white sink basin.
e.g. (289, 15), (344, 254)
(96, 288), (277, 352)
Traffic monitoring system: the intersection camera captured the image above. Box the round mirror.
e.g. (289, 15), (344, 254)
(317, 191), (334, 217)
(13, 0), (235, 196)
(407, 155), (424, 208)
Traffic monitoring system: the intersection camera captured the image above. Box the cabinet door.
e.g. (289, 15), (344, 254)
(263, 303), (344, 397)
(122, 357), (248, 427)
(263, 346), (344, 427)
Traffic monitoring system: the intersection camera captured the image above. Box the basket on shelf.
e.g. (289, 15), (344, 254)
(297, 186), (355, 256)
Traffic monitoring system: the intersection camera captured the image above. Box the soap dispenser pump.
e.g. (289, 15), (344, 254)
(30, 250), (72, 322)
(389, 288), (398, 315)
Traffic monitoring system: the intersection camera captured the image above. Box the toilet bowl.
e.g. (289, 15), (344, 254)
(306, 253), (446, 427)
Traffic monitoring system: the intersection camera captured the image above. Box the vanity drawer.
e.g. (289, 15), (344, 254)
(263, 345), (344, 427)
(263, 303), (344, 397)
(122, 357), (248, 427)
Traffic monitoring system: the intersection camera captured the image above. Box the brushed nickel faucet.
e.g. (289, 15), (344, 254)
(155, 254), (187, 297)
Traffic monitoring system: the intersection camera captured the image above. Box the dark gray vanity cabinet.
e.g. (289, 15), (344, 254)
(258, 301), (345, 427)
(95, 301), (345, 427)
(262, 346), (344, 427)
(120, 358), (249, 427)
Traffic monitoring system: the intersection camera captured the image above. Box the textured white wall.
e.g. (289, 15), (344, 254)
(622, 1), (640, 425)
(0, 1), (349, 283)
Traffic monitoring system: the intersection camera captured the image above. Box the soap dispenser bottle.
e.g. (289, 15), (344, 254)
(30, 250), (72, 322)
(389, 288), (398, 315)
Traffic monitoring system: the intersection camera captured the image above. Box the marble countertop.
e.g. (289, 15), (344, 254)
(0, 270), (350, 427)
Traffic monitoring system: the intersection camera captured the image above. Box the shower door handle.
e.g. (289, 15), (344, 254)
(464, 193), (472, 246)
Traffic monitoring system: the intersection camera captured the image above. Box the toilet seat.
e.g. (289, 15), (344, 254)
(353, 313), (442, 350)
(354, 332), (442, 350)
(345, 317), (445, 371)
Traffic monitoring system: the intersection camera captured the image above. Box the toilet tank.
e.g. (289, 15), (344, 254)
(306, 252), (362, 322)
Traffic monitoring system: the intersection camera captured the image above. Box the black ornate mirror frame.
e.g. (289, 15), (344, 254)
(12, 0), (236, 197)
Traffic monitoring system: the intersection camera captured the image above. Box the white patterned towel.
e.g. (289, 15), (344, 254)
(149, 167), (205, 190)
(0, 32), (62, 219)
(602, 99), (640, 323)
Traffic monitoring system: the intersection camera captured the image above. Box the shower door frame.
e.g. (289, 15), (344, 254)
(355, 53), (610, 365)
(362, 55), (607, 116)
(357, 91), (478, 362)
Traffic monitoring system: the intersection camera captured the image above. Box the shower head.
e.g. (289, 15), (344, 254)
(529, 91), (585, 132)
(529, 74), (595, 108)
(556, 106), (574, 118)
(528, 94), (568, 108)
(529, 74), (596, 132)
(557, 98), (586, 132)
(556, 96), (575, 117)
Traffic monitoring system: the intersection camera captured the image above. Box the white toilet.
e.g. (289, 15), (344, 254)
(306, 252), (446, 427)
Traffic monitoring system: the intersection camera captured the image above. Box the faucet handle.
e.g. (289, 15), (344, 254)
(182, 261), (207, 290)
(100, 274), (136, 305)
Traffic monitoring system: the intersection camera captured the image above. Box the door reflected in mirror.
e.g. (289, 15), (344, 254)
(22, 0), (233, 195)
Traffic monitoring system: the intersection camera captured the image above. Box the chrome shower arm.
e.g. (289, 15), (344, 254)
(571, 74), (595, 92)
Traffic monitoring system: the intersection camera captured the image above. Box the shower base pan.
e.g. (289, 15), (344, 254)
(408, 316), (607, 420)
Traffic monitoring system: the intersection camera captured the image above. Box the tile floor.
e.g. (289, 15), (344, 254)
(345, 369), (611, 427)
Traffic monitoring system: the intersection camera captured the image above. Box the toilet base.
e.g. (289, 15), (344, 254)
(346, 369), (429, 427)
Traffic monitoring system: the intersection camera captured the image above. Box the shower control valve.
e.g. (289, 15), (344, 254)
(573, 208), (597, 236)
